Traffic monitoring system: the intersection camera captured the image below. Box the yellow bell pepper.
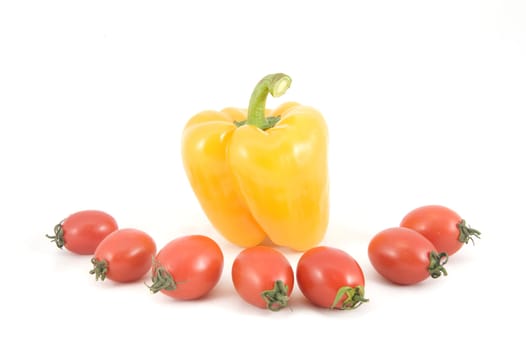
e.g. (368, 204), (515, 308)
(181, 73), (328, 251)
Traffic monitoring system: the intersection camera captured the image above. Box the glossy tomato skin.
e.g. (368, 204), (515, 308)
(368, 227), (444, 285)
(49, 210), (118, 255)
(92, 228), (156, 283)
(231, 246), (294, 310)
(153, 235), (224, 300)
(400, 205), (465, 256)
(296, 246), (366, 309)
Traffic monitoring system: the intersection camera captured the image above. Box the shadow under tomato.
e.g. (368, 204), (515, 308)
(287, 291), (371, 317)
(363, 264), (449, 296)
(145, 275), (234, 305)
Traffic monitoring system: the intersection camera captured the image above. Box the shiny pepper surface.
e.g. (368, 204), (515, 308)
(182, 73), (329, 251)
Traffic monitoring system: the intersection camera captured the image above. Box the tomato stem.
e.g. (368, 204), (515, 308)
(428, 251), (448, 279)
(89, 258), (108, 281)
(261, 280), (290, 311)
(147, 264), (176, 293)
(45, 221), (65, 249)
(331, 285), (369, 310)
(457, 219), (482, 245)
(241, 73), (292, 130)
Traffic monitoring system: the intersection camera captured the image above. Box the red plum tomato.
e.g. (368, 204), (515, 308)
(368, 227), (448, 285)
(296, 246), (368, 310)
(148, 235), (224, 300)
(400, 205), (481, 256)
(90, 228), (156, 283)
(231, 246), (294, 311)
(46, 210), (118, 255)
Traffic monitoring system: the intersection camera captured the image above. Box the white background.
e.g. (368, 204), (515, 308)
(1, 0), (525, 349)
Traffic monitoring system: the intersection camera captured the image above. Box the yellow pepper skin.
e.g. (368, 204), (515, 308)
(181, 74), (329, 251)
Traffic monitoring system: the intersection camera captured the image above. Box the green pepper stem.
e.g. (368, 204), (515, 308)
(246, 73), (292, 130)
